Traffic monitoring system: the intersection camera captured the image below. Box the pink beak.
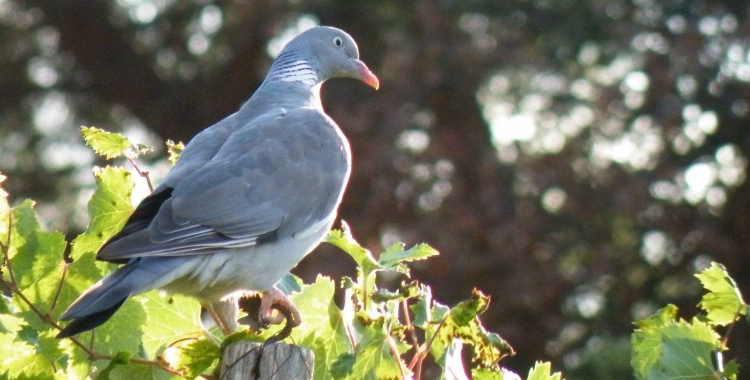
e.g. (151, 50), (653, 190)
(352, 59), (380, 90)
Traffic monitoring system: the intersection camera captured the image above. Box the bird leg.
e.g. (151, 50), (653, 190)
(202, 299), (239, 336)
(258, 286), (301, 328)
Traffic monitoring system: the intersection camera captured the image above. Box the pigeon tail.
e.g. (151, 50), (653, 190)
(57, 257), (187, 338)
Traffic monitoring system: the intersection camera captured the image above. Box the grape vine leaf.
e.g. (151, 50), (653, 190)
(379, 242), (438, 275)
(695, 262), (746, 325)
(81, 127), (132, 159)
(70, 166), (134, 262)
(165, 140), (184, 166)
(631, 305), (728, 380)
(167, 338), (220, 378)
(139, 293), (202, 358)
(326, 222), (381, 276)
(527, 361), (563, 380)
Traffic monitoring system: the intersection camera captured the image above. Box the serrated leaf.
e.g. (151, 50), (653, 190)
(168, 339), (220, 378)
(427, 289), (513, 370)
(139, 293), (202, 358)
(287, 276), (353, 380)
(379, 242), (438, 274)
(723, 359), (739, 380)
(70, 166), (134, 260)
(0, 314), (55, 378)
(326, 223), (381, 276)
(527, 361), (563, 380)
(4, 201), (69, 329)
(696, 262), (746, 325)
(81, 127), (132, 159)
(166, 140), (184, 166)
(632, 307), (724, 380)
(346, 319), (405, 380)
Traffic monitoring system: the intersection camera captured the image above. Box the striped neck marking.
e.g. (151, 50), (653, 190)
(267, 51), (318, 88)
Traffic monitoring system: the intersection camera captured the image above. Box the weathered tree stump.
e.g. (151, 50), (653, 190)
(219, 341), (314, 380)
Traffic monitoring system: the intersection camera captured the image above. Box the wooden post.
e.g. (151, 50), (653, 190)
(219, 341), (314, 380)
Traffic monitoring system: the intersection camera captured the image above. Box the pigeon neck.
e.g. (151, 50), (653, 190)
(265, 50), (320, 89)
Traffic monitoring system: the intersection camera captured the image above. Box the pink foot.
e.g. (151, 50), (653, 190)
(259, 287), (301, 328)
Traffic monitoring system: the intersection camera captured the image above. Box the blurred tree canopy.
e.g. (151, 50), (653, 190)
(1, 0), (749, 378)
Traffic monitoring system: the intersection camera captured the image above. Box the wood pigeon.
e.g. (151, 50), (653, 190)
(57, 26), (378, 338)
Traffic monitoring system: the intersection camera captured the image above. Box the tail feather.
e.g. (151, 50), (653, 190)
(57, 256), (189, 338)
(56, 298), (127, 338)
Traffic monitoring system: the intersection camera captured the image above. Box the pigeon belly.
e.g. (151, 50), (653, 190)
(159, 216), (335, 302)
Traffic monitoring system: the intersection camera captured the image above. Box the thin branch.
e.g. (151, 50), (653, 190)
(127, 157), (154, 192)
(402, 299), (420, 351)
(402, 299), (422, 379)
(408, 317), (448, 371)
(387, 334), (407, 380)
(50, 260), (68, 312)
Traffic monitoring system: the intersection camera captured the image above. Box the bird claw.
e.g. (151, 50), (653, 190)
(258, 287), (301, 329)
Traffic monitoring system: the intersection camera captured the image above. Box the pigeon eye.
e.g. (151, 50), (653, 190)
(332, 36), (343, 47)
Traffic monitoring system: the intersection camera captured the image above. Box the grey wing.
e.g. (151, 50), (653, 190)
(98, 108), (350, 261)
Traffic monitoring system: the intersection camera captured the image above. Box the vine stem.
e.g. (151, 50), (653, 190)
(408, 316), (448, 371)
(0, 208), (181, 376)
(127, 156), (153, 192)
(402, 299), (422, 380)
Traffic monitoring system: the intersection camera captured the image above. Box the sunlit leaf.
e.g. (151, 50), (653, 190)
(346, 319), (405, 380)
(140, 293), (202, 358)
(632, 305), (723, 380)
(326, 223), (381, 276)
(81, 126), (132, 159)
(168, 339), (220, 378)
(166, 140), (184, 166)
(527, 361), (563, 380)
(696, 262), (746, 325)
(288, 276), (352, 380)
(379, 242), (438, 275)
(70, 166), (134, 261)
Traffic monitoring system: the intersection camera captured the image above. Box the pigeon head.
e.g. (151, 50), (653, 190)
(266, 26), (379, 90)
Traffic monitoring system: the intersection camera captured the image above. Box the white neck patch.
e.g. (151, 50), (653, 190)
(267, 60), (318, 88)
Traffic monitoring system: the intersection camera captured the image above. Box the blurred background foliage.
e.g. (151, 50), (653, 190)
(1, 0), (749, 378)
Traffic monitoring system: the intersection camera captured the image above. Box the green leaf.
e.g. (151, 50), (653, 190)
(166, 140), (184, 166)
(326, 223), (382, 276)
(695, 262), (746, 325)
(527, 361), (563, 380)
(346, 318), (406, 380)
(632, 306), (724, 380)
(428, 289), (514, 370)
(4, 200), (69, 329)
(0, 314), (55, 378)
(140, 293), (202, 358)
(98, 351), (133, 380)
(631, 305), (678, 378)
(331, 353), (355, 379)
(81, 126), (132, 159)
(288, 276), (353, 380)
(379, 242), (438, 275)
(70, 166), (134, 261)
(168, 339), (220, 378)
